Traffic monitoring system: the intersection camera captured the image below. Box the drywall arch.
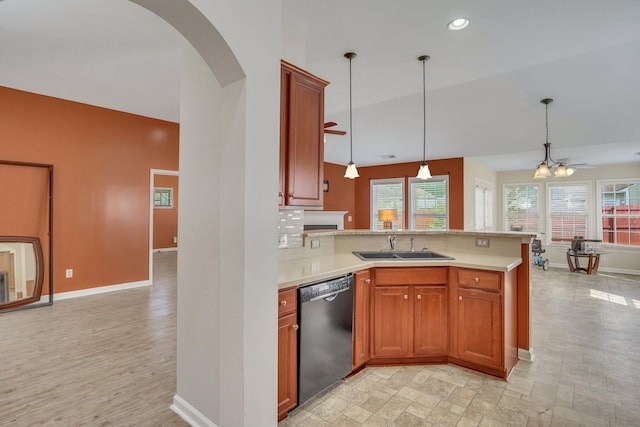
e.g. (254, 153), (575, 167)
(129, 0), (244, 87)
(127, 1), (280, 426)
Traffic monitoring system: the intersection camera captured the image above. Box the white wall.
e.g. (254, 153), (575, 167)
(174, 0), (281, 426)
(497, 162), (640, 274)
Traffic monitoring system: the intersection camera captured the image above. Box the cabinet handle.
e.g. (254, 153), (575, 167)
(292, 324), (299, 330)
(475, 277), (480, 283)
(364, 278), (371, 284)
(280, 300), (287, 306)
(404, 294), (409, 299)
(459, 295), (463, 301)
(417, 295), (422, 300)
(289, 193), (295, 199)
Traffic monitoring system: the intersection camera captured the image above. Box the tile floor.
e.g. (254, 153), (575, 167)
(280, 267), (640, 426)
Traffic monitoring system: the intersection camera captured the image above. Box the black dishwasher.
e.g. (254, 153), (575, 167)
(297, 274), (354, 405)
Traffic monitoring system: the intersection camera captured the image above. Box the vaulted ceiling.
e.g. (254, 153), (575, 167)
(2, 0), (639, 172)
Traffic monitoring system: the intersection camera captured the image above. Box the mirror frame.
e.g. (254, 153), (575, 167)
(0, 236), (45, 310)
(0, 159), (53, 313)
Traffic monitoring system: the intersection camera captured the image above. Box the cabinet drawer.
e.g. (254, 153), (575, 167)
(278, 287), (297, 316)
(375, 267), (448, 285)
(458, 269), (502, 291)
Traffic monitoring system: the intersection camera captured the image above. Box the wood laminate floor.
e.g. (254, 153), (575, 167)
(0, 251), (187, 427)
(2, 253), (639, 426)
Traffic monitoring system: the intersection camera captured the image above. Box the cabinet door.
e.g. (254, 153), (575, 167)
(414, 286), (448, 356)
(278, 67), (289, 206)
(353, 269), (371, 370)
(457, 288), (502, 368)
(285, 71), (325, 206)
(373, 286), (412, 357)
(277, 312), (297, 419)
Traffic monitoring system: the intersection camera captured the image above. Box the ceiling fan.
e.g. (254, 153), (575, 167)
(324, 122), (346, 135)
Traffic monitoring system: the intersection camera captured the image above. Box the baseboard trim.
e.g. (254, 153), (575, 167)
(171, 394), (218, 427)
(38, 280), (151, 303)
(518, 347), (535, 362)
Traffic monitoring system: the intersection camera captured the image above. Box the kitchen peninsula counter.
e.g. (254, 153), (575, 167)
(278, 251), (522, 289)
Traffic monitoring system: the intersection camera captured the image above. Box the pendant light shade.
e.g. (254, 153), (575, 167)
(533, 98), (575, 179)
(416, 55), (432, 180)
(344, 52), (359, 179)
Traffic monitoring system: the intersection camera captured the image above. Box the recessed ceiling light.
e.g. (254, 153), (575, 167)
(448, 17), (469, 31)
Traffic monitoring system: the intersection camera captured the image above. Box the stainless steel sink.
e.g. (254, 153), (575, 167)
(353, 250), (454, 261)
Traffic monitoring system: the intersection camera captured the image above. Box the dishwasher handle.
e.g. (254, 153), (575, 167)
(309, 287), (349, 302)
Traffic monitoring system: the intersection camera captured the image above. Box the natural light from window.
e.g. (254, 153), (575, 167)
(589, 289), (633, 307)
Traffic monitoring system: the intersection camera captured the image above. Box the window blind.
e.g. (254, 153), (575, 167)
(504, 185), (539, 232)
(409, 177), (448, 230)
(371, 178), (404, 230)
(548, 183), (588, 243)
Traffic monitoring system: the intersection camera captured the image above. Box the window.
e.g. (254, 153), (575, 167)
(409, 176), (448, 230)
(598, 180), (640, 247)
(371, 178), (404, 230)
(154, 187), (174, 208)
(547, 182), (589, 243)
(504, 185), (539, 232)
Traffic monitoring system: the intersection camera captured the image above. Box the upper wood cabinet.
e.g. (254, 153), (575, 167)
(280, 61), (329, 207)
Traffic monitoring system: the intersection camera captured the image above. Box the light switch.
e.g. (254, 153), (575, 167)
(65, 269), (73, 278)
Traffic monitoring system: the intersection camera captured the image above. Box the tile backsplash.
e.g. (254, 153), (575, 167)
(278, 209), (304, 249)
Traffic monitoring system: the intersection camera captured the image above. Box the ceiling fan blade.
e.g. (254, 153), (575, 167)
(324, 121), (338, 128)
(324, 129), (347, 135)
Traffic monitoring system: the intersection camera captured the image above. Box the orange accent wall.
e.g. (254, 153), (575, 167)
(323, 162), (356, 229)
(0, 86), (179, 293)
(324, 158), (464, 230)
(153, 174), (179, 249)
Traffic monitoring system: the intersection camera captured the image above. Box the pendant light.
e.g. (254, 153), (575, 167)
(344, 52), (359, 179)
(533, 98), (575, 179)
(416, 55), (432, 180)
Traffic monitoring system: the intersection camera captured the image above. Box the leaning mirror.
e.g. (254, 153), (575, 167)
(0, 236), (44, 310)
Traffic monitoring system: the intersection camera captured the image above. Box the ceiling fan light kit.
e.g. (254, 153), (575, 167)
(344, 52), (359, 179)
(416, 54), (432, 180)
(533, 98), (575, 179)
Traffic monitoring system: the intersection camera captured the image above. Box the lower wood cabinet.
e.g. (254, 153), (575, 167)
(372, 267), (448, 360)
(352, 269), (371, 370)
(277, 288), (297, 421)
(456, 287), (501, 367)
(449, 267), (518, 378)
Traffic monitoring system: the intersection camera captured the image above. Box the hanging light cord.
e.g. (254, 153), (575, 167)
(348, 55), (353, 163)
(422, 57), (427, 163)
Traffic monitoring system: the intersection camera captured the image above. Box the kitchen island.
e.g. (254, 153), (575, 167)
(277, 229), (535, 420)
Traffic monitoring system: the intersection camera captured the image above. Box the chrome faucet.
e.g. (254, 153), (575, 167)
(388, 235), (396, 250)
(410, 237), (415, 252)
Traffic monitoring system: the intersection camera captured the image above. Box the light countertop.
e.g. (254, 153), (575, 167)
(278, 252), (522, 290)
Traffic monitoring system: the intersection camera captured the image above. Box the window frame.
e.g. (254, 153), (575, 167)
(370, 178), (405, 230)
(408, 175), (449, 230)
(596, 179), (640, 249)
(153, 187), (174, 208)
(546, 180), (591, 245)
(503, 183), (541, 233)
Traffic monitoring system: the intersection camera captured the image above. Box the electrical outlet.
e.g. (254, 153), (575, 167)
(65, 269), (73, 278)
(475, 238), (490, 248)
(311, 239), (321, 249)
(172, 236), (177, 244)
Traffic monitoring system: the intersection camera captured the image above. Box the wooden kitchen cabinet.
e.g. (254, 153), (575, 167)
(279, 61), (329, 207)
(449, 267), (518, 378)
(372, 267), (448, 360)
(277, 287), (297, 420)
(353, 269), (371, 370)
